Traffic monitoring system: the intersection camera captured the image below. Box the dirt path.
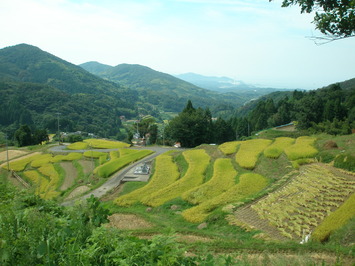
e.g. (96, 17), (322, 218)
(59, 162), (77, 191)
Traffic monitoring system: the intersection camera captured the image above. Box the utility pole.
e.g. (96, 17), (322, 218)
(5, 134), (9, 171)
(56, 112), (61, 144)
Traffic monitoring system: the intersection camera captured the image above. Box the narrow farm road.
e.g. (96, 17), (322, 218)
(60, 146), (182, 206)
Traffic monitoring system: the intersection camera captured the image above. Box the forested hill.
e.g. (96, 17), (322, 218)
(0, 44), (138, 138)
(80, 62), (246, 113)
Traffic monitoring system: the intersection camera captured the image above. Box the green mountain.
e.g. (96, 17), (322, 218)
(80, 62), (246, 114)
(0, 44), (138, 138)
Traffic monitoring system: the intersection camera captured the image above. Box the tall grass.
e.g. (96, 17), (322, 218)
(115, 154), (180, 206)
(219, 141), (242, 155)
(182, 158), (237, 204)
(263, 137), (295, 158)
(182, 173), (268, 223)
(235, 139), (272, 169)
(94, 150), (153, 178)
(142, 149), (210, 207)
(284, 136), (318, 161)
(84, 139), (130, 149)
(67, 142), (88, 150)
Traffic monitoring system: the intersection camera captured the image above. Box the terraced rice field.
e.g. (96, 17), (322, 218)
(115, 153), (180, 206)
(234, 164), (355, 240)
(141, 149), (210, 207)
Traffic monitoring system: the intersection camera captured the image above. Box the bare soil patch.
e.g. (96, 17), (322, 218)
(107, 214), (153, 230)
(100, 184), (124, 202)
(65, 185), (90, 200)
(60, 162), (77, 191)
(79, 160), (94, 175)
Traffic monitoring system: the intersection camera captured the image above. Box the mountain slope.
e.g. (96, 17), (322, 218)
(0, 44), (138, 138)
(80, 62), (245, 113)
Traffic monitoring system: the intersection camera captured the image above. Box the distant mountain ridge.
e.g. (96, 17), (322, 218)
(80, 62), (246, 114)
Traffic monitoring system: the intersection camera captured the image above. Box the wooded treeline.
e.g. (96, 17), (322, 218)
(166, 84), (355, 147)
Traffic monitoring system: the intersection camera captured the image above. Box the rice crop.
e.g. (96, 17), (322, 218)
(182, 158), (237, 204)
(250, 164), (355, 239)
(67, 142), (88, 150)
(6, 153), (47, 171)
(94, 150), (153, 178)
(115, 154), (180, 206)
(219, 141), (242, 155)
(263, 137), (295, 158)
(312, 192), (355, 242)
(235, 139), (272, 169)
(83, 151), (107, 158)
(109, 150), (120, 159)
(284, 136), (318, 161)
(142, 149), (210, 207)
(182, 173), (268, 223)
(84, 138), (130, 149)
(30, 154), (53, 168)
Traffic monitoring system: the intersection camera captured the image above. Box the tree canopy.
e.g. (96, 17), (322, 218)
(273, 0), (355, 40)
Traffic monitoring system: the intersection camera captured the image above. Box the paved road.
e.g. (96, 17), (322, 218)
(61, 146), (182, 206)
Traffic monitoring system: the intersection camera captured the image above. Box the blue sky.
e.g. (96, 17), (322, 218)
(1, 0), (354, 89)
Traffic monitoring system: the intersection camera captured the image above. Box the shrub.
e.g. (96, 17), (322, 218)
(182, 173), (268, 223)
(334, 153), (355, 172)
(312, 193), (355, 242)
(284, 136), (318, 161)
(84, 139), (130, 149)
(219, 141), (242, 155)
(67, 142), (88, 150)
(182, 158), (237, 204)
(142, 149), (210, 207)
(94, 150), (153, 178)
(115, 154), (180, 206)
(235, 139), (272, 170)
(263, 137), (295, 159)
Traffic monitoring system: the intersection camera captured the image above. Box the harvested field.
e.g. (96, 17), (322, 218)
(0, 150), (28, 162)
(79, 160), (94, 175)
(0, 152), (41, 168)
(60, 162), (77, 190)
(107, 214), (153, 230)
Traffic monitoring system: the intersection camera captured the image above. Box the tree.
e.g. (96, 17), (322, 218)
(272, 0), (355, 41)
(14, 125), (32, 147)
(166, 101), (213, 147)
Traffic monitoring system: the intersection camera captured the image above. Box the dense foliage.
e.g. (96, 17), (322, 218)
(166, 101), (234, 147)
(273, 0), (355, 40)
(231, 83), (355, 138)
(0, 44), (137, 140)
(0, 175), (237, 265)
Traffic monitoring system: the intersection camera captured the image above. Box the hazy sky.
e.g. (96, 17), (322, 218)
(1, 0), (354, 89)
